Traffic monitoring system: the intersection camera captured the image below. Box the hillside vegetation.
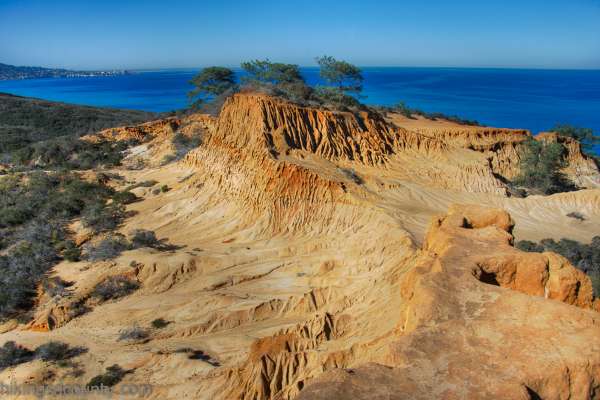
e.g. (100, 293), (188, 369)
(0, 93), (156, 157)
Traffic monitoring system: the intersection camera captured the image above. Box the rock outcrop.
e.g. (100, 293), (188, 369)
(390, 114), (600, 189)
(299, 205), (600, 400)
(538, 131), (600, 188)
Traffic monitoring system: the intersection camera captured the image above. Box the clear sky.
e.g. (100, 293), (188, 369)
(1, 0), (599, 70)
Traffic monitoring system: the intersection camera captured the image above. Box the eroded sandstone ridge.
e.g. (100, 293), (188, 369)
(300, 204), (600, 400)
(1, 93), (599, 400)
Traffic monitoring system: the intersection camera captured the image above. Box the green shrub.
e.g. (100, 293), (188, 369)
(118, 325), (149, 342)
(0, 93), (155, 157)
(129, 229), (160, 249)
(0, 225), (62, 318)
(0, 171), (121, 320)
(0, 341), (34, 371)
(161, 154), (177, 165)
(91, 275), (139, 301)
(551, 124), (598, 152)
(61, 240), (81, 261)
(151, 318), (169, 329)
(41, 277), (72, 298)
(83, 235), (130, 261)
(125, 180), (158, 191)
(11, 136), (133, 170)
(87, 364), (127, 388)
(394, 102), (413, 118)
(590, 272), (600, 298)
(112, 190), (138, 205)
(34, 341), (86, 362)
(513, 138), (574, 194)
(81, 202), (125, 233)
(516, 240), (544, 253)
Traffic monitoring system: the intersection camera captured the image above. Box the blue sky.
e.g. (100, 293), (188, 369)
(1, 0), (599, 70)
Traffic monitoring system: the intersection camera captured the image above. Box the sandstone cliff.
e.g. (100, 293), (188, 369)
(299, 204), (600, 400)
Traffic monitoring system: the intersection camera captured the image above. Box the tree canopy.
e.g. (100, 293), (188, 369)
(241, 60), (304, 85)
(551, 124), (598, 156)
(188, 67), (237, 108)
(186, 57), (367, 111)
(240, 59), (311, 103)
(513, 138), (572, 194)
(315, 55), (363, 94)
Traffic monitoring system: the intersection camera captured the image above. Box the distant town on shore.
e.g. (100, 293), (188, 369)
(0, 62), (129, 80)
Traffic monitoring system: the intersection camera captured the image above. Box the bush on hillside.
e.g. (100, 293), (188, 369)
(0, 221), (63, 318)
(338, 167), (364, 184)
(41, 277), (72, 298)
(129, 229), (160, 249)
(34, 341), (87, 362)
(81, 202), (126, 233)
(0, 170), (129, 319)
(83, 235), (130, 261)
(0, 341), (34, 371)
(394, 102), (414, 118)
(87, 364), (128, 388)
(91, 275), (139, 302)
(376, 102), (480, 126)
(513, 138), (574, 194)
(118, 325), (149, 342)
(111, 190), (139, 205)
(10, 136), (135, 170)
(171, 132), (202, 159)
(151, 318), (169, 329)
(0, 93), (155, 157)
(125, 180), (158, 191)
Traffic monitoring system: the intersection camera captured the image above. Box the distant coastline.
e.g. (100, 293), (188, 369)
(0, 62), (130, 81)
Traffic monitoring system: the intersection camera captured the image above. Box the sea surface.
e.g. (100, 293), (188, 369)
(1, 67), (599, 151)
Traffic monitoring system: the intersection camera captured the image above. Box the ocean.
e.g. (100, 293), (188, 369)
(0, 67), (599, 151)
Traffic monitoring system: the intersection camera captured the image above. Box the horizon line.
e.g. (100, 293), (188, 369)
(4, 61), (600, 73)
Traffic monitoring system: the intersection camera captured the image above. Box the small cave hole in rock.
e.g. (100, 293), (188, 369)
(478, 270), (500, 286)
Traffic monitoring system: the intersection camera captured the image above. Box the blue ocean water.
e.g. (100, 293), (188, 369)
(0, 67), (598, 152)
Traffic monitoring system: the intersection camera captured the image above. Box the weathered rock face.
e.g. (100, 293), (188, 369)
(204, 94), (447, 165)
(538, 132), (600, 188)
(179, 96), (599, 398)
(84, 113), (215, 167)
(390, 114), (600, 190)
(88, 113), (216, 143)
(299, 205), (600, 400)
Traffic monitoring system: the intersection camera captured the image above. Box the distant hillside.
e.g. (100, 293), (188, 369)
(0, 93), (157, 154)
(0, 62), (128, 80)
